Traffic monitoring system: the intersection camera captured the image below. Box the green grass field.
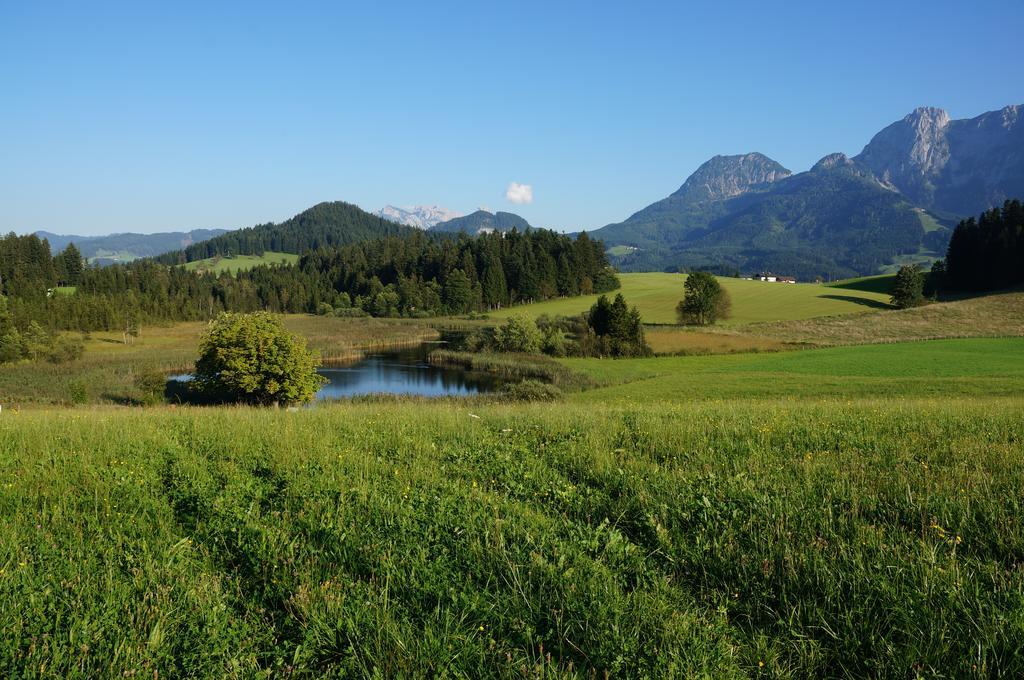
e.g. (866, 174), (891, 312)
(825, 274), (895, 295)
(183, 251), (299, 275)
(5, 279), (1024, 674)
(732, 290), (1024, 346)
(564, 337), (1024, 403)
(3, 397), (1024, 676)
(490, 273), (892, 325)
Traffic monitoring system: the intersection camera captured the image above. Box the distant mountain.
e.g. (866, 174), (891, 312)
(378, 205), (461, 229)
(36, 229), (227, 264)
(592, 151), (952, 279)
(671, 152), (792, 204)
(591, 153), (792, 253)
(589, 105), (1024, 277)
(157, 201), (415, 264)
(855, 104), (1024, 216)
(430, 210), (531, 235)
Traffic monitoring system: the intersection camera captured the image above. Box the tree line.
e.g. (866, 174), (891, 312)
(942, 199), (1024, 292)
(0, 228), (619, 334)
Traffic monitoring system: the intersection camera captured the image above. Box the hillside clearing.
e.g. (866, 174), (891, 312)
(182, 251), (299, 275)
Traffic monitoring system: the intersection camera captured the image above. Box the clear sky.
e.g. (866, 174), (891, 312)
(2, 1), (1022, 236)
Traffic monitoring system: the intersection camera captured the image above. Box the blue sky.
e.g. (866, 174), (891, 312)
(2, 1), (1022, 236)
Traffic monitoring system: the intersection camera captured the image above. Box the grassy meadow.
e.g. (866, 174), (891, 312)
(729, 290), (1024, 347)
(182, 251), (300, 275)
(564, 337), (1024, 403)
(490, 272), (893, 325)
(3, 398), (1024, 677)
(3, 272), (1024, 676)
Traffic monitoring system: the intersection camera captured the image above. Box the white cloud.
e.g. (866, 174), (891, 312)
(505, 182), (533, 205)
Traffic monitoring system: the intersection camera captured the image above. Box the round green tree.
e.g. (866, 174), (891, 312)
(677, 272), (732, 325)
(193, 312), (325, 406)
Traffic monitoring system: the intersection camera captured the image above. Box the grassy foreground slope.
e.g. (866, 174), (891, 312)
(564, 338), (1024, 403)
(490, 273), (891, 325)
(3, 399), (1024, 677)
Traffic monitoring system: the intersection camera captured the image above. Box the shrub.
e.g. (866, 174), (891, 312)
(46, 335), (85, 364)
(500, 379), (562, 402)
(66, 379), (88, 405)
(192, 312), (326, 406)
(493, 315), (543, 354)
(134, 370), (169, 405)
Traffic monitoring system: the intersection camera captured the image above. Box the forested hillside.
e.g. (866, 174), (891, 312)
(0, 229), (617, 335)
(156, 202), (415, 264)
(430, 210), (531, 235)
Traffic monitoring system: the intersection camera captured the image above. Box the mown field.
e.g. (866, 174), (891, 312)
(182, 251), (299, 275)
(490, 273), (892, 325)
(2, 398), (1023, 677)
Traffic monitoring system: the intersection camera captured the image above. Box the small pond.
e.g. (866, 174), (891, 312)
(173, 343), (505, 400)
(316, 344), (504, 399)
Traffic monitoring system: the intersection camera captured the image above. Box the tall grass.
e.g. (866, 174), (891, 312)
(1, 399), (1023, 676)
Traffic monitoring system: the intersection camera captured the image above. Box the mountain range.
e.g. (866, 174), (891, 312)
(377, 205), (462, 230)
(37, 229), (227, 264)
(28, 104), (1022, 278)
(376, 205), (534, 235)
(594, 104), (1023, 278)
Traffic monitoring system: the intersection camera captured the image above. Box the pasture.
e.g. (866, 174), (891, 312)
(489, 272), (892, 325)
(564, 337), (1024, 403)
(182, 251), (299, 275)
(3, 283), (1024, 675)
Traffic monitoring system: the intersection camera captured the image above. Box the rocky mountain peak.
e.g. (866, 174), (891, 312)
(378, 205), (461, 230)
(907, 106), (951, 130)
(812, 152), (853, 172)
(855, 104), (1024, 214)
(672, 152), (791, 204)
(999, 104), (1021, 128)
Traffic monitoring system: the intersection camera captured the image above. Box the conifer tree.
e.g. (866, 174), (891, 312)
(890, 264), (925, 309)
